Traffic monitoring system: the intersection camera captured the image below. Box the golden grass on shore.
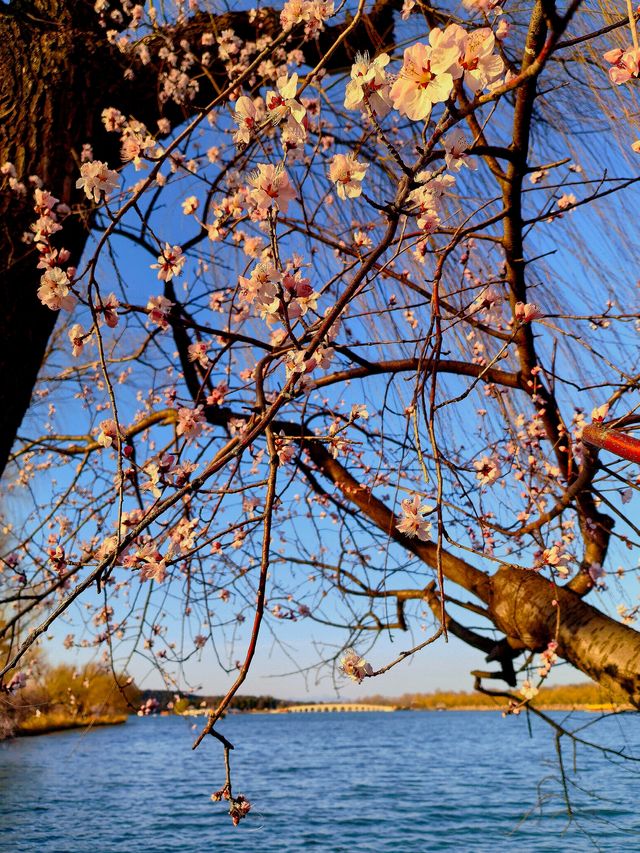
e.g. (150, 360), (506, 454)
(16, 712), (128, 737)
(360, 682), (631, 711)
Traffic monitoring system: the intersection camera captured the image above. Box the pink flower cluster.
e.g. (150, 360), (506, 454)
(151, 244), (185, 282)
(280, 0), (334, 37)
(147, 294), (174, 330)
(408, 170), (456, 234)
(329, 153), (368, 199)
(176, 405), (205, 440)
(396, 494), (434, 541)
(211, 784), (252, 827)
(239, 262), (318, 324)
(389, 25), (504, 121)
(537, 641), (558, 678)
(474, 454), (501, 486)
(339, 648), (373, 683)
(138, 697), (160, 716)
(76, 160), (119, 203)
(514, 302), (543, 323)
(26, 186), (77, 314)
(604, 46), (640, 84)
(248, 163), (297, 214)
(520, 679), (538, 700)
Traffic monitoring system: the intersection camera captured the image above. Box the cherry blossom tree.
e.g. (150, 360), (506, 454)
(2, 0), (640, 825)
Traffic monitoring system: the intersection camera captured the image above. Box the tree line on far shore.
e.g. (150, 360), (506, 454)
(360, 682), (630, 711)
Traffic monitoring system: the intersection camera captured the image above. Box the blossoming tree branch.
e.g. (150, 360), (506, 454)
(2, 0), (640, 823)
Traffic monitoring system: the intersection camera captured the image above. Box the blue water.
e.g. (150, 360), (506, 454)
(0, 711), (639, 852)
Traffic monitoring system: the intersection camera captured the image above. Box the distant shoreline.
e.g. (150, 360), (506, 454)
(182, 702), (632, 716)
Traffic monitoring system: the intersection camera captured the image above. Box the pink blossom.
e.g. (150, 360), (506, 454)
(280, 0), (333, 35)
(396, 494), (434, 541)
(280, 0), (309, 29)
(188, 341), (210, 368)
(238, 262), (280, 317)
(401, 0), (416, 19)
(350, 404), (369, 420)
(328, 153), (368, 199)
(38, 267), (75, 311)
(206, 381), (229, 407)
(233, 96), (260, 146)
(101, 107), (126, 132)
(443, 129), (477, 172)
(494, 18), (510, 40)
(97, 418), (122, 448)
(248, 164), (297, 214)
(514, 301), (543, 322)
(557, 193), (577, 211)
(266, 72), (305, 125)
(591, 403), (609, 422)
(474, 454), (501, 486)
(339, 648), (373, 683)
(538, 640), (558, 677)
(68, 323), (88, 357)
(462, 0), (503, 14)
(390, 40), (459, 121)
(97, 292), (119, 328)
(604, 46), (640, 85)
(181, 195), (199, 215)
(141, 463), (162, 498)
(139, 559), (167, 584)
(31, 213), (62, 244)
(176, 405), (205, 439)
(151, 244), (185, 281)
(540, 544), (570, 577)
(75, 160), (119, 202)
(147, 294), (174, 329)
(520, 679), (538, 700)
(34, 188), (59, 212)
(344, 52), (392, 117)
(442, 25), (504, 94)
(275, 431), (296, 465)
(529, 169), (548, 184)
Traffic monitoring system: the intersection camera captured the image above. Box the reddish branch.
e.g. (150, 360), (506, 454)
(582, 423), (640, 464)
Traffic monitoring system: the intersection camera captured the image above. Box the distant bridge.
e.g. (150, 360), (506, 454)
(179, 703), (398, 716)
(273, 703), (397, 714)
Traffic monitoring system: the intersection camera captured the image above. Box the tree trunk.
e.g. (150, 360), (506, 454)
(0, 2), (120, 474)
(490, 568), (640, 705)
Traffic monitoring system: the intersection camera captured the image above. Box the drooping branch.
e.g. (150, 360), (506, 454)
(499, 0), (613, 596)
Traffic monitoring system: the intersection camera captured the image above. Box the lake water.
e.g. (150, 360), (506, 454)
(0, 711), (639, 852)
